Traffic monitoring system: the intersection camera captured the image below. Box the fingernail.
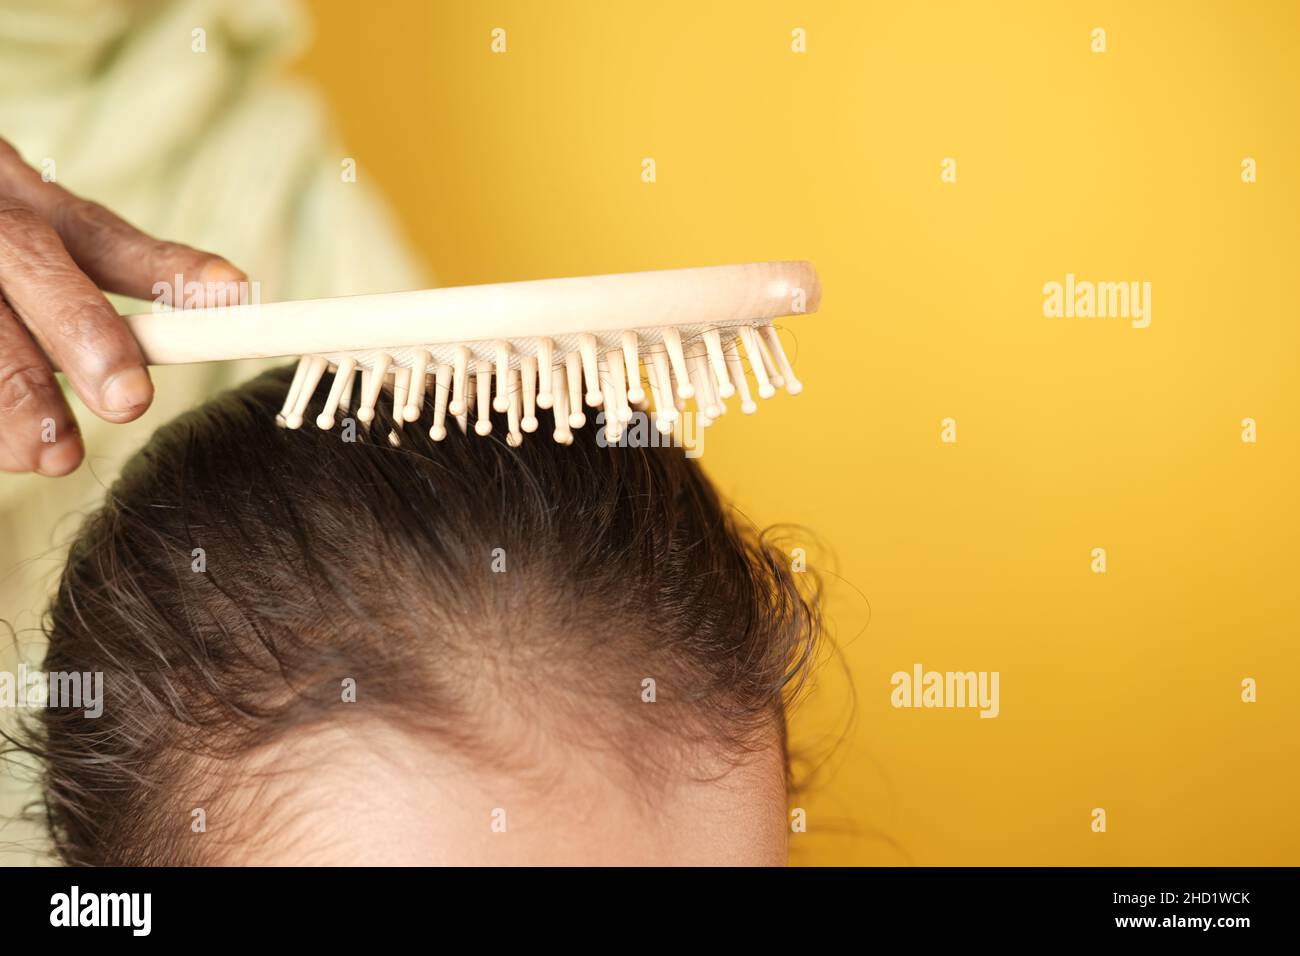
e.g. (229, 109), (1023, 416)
(201, 259), (248, 307)
(201, 258), (247, 284)
(37, 435), (84, 477)
(101, 367), (153, 414)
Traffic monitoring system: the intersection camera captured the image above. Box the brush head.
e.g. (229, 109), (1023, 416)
(176, 261), (818, 449)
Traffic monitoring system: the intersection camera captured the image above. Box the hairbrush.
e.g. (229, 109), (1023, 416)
(122, 260), (821, 446)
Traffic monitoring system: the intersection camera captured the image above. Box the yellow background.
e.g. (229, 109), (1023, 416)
(296, 0), (1299, 865)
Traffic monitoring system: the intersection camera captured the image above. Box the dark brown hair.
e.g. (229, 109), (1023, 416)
(5, 364), (819, 865)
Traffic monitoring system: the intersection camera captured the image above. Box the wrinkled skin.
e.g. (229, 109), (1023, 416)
(0, 137), (245, 476)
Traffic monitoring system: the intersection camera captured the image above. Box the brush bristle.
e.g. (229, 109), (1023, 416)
(276, 322), (802, 445)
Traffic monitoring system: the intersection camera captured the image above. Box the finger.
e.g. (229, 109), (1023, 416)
(51, 195), (248, 304)
(0, 299), (82, 476)
(0, 197), (153, 423)
(0, 138), (246, 304)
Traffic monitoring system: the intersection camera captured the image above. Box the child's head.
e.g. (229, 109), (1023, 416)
(21, 365), (818, 865)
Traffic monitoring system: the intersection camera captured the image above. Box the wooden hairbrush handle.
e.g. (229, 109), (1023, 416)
(120, 261), (821, 366)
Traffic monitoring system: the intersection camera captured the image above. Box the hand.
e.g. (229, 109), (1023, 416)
(0, 137), (246, 476)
